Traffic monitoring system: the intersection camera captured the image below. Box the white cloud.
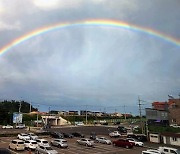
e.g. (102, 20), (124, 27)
(32, 0), (83, 10)
(0, 21), (21, 30)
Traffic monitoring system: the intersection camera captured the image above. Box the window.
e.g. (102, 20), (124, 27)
(12, 141), (17, 144)
(172, 137), (177, 141)
(164, 149), (169, 152)
(170, 150), (177, 154)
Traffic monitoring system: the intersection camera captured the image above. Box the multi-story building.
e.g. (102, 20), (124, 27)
(145, 108), (169, 126)
(168, 99), (180, 125)
(152, 101), (169, 111)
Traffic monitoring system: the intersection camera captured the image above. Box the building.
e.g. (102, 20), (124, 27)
(110, 112), (123, 117)
(145, 108), (169, 126)
(152, 101), (169, 111)
(68, 111), (79, 115)
(41, 115), (71, 126)
(161, 132), (180, 147)
(168, 99), (180, 125)
(80, 110), (93, 116)
(58, 111), (68, 116)
(149, 133), (161, 143)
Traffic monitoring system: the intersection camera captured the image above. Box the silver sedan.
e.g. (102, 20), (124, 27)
(77, 138), (95, 147)
(96, 137), (112, 144)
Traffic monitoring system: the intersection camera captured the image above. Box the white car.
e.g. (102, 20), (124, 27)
(109, 131), (121, 137)
(126, 138), (143, 146)
(2, 125), (13, 129)
(35, 145), (58, 154)
(158, 146), (180, 154)
(96, 137), (112, 144)
(15, 124), (26, 129)
(170, 124), (180, 128)
(142, 149), (161, 154)
(17, 133), (30, 141)
(36, 139), (50, 146)
(51, 139), (68, 148)
(24, 140), (38, 150)
(9, 139), (25, 151)
(28, 133), (38, 140)
(77, 138), (95, 147)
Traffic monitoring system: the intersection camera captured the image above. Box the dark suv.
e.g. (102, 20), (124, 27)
(71, 132), (84, 138)
(117, 126), (127, 133)
(50, 132), (64, 139)
(89, 132), (97, 140)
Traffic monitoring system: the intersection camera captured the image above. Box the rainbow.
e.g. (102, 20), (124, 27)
(0, 19), (179, 56)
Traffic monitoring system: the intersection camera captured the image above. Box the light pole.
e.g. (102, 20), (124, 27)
(36, 104), (39, 127)
(85, 105), (88, 125)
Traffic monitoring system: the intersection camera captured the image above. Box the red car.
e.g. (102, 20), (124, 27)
(112, 139), (134, 148)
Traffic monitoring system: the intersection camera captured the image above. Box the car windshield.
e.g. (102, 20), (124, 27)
(22, 134), (28, 136)
(46, 147), (53, 150)
(43, 141), (48, 144)
(31, 141), (37, 144)
(18, 142), (24, 144)
(62, 141), (67, 143)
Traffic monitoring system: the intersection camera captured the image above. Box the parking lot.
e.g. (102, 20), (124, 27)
(0, 136), (147, 154)
(0, 125), (156, 154)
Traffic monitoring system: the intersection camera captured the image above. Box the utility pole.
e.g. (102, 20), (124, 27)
(85, 105), (88, 125)
(36, 104), (39, 127)
(138, 96), (144, 134)
(29, 102), (32, 113)
(123, 105), (127, 121)
(19, 102), (22, 113)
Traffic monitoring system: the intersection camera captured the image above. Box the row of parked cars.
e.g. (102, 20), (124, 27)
(2, 124), (26, 129)
(142, 147), (180, 154)
(9, 132), (67, 153)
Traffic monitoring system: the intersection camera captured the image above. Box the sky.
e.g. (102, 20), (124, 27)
(0, 0), (179, 115)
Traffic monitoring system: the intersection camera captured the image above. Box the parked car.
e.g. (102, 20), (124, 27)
(127, 134), (147, 142)
(77, 138), (95, 147)
(51, 139), (68, 148)
(28, 133), (38, 140)
(15, 124), (26, 129)
(142, 149), (161, 154)
(2, 125), (13, 129)
(170, 124), (180, 128)
(35, 145), (58, 154)
(117, 126), (127, 133)
(17, 133), (30, 141)
(24, 140), (38, 151)
(158, 146), (180, 154)
(126, 138), (143, 146)
(62, 132), (74, 138)
(109, 131), (121, 138)
(9, 139), (25, 151)
(96, 137), (112, 144)
(90, 132), (97, 140)
(50, 132), (64, 139)
(112, 139), (134, 148)
(72, 132), (85, 138)
(36, 139), (50, 146)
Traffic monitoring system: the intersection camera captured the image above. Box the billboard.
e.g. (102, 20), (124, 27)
(13, 113), (23, 123)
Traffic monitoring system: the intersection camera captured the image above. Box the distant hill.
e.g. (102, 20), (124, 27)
(0, 100), (37, 124)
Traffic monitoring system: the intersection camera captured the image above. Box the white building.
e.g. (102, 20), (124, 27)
(41, 115), (71, 126)
(149, 133), (161, 143)
(161, 132), (180, 147)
